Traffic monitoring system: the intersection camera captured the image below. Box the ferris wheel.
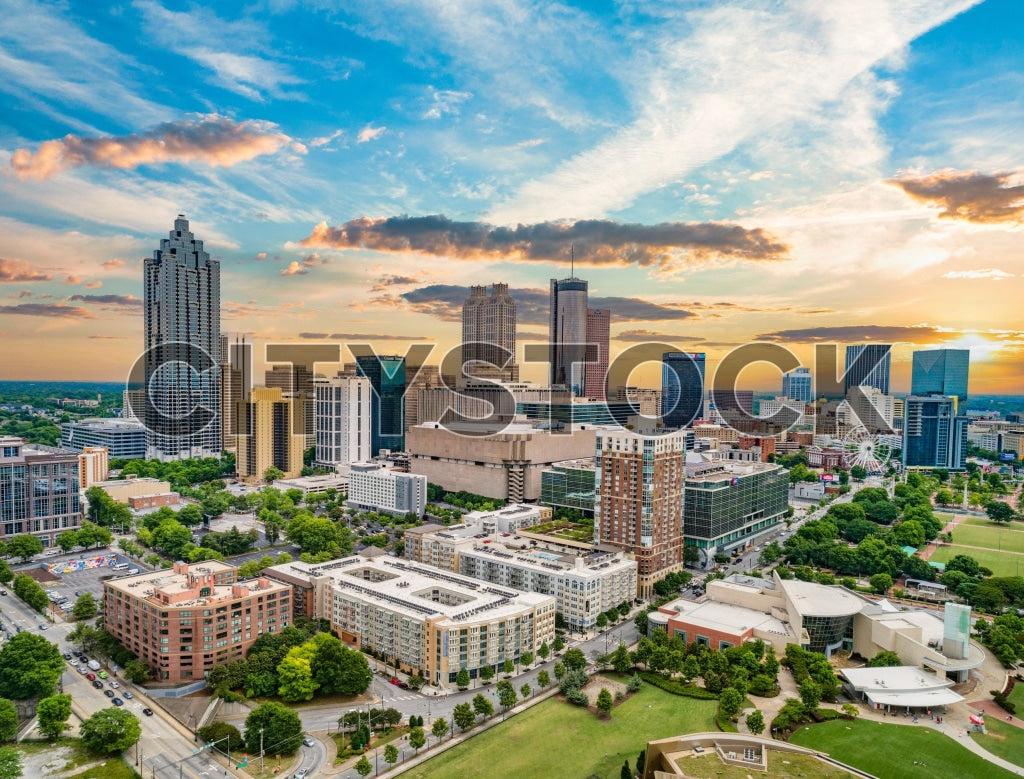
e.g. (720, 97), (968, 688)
(841, 425), (892, 474)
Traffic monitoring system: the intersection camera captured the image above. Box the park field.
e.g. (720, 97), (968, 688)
(974, 717), (1024, 768)
(948, 521), (1024, 554)
(790, 718), (1016, 778)
(928, 544), (1024, 578)
(406, 684), (717, 779)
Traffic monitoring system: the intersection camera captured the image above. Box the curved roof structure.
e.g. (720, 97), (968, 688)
(778, 578), (864, 618)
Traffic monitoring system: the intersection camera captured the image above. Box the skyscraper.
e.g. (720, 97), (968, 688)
(902, 395), (968, 471)
(143, 215), (220, 460)
(218, 333), (251, 453)
(595, 429), (687, 598)
(461, 284), (518, 381)
(844, 344), (891, 395)
(911, 349), (970, 409)
(235, 387), (304, 480)
(584, 308), (610, 400)
(314, 374), (372, 469)
(549, 276), (588, 394)
(356, 354), (406, 455)
(661, 352), (705, 428)
(781, 366), (813, 403)
(265, 363), (315, 448)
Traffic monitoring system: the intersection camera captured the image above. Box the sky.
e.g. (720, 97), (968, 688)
(1, 0), (1023, 394)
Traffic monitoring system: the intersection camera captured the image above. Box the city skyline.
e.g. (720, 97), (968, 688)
(1, 1), (1022, 392)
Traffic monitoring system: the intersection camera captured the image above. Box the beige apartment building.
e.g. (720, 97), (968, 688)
(236, 387), (304, 481)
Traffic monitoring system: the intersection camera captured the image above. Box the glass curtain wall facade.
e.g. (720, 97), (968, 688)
(540, 461), (597, 515)
(661, 353), (705, 428)
(356, 355), (407, 455)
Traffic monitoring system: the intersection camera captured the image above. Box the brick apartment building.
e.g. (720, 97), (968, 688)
(103, 561), (292, 682)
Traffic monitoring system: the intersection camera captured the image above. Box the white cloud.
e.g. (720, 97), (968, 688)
(486, 0), (982, 224)
(942, 268), (1015, 280)
(358, 125), (387, 143)
(422, 87), (473, 119)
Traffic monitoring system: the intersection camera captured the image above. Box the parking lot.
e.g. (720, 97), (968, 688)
(15, 550), (153, 607)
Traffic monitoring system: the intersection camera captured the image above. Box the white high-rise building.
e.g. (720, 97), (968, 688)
(347, 462), (427, 518)
(461, 283), (518, 381)
(315, 374), (372, 470)
(143, 216), (221, 460)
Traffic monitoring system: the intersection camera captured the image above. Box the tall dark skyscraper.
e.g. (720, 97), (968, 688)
(844, 344), (891, 395)
(143, 215), (220, 460)
(549, 276), (588, 395)
(356, 354), (406, 455)
(661, 352), (705, 428)
(902, 395), (968, 471)
(461, 283), (518, 381)
(911, 349), (969, 409)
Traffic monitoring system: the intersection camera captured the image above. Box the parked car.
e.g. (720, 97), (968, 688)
(92, 680), (103, 689)
(86, 673), (96, 681)
(62, 653), (72, 660)
(104, 690), (115, 698)
(109, 680), (119, 689)
(302, 736), (315, 747)
(122, 690), (134, 699)
(38, 624), (48, 631)
(98, 671), (108, 679)
(142, 708), (153, 717)
(398, 682), (410, 689)
(111, 698), (123, 706)
(0, 589), (7, 596)
(389, 678), (399, 685)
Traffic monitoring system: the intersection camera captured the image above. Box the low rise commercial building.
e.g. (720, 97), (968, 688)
(273, 472), (349, 496)
(540, 459), (596, 515)
(407, 421), (600, 502)
(92, 476), (174, 503)
(346, 462), (427, 518)
(60, 418), (147, 460)
(264, 555), (555, 687)
(78, 446), (109, 489)
(103, 560), (293, 683)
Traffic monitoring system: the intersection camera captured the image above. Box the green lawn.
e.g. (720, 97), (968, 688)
(947, 522), (1024, 554)
(790, 718), (1016, 778)
(928, 544), (1024, 577)
(67, 759), (141, 779)
(1008, 683), (1024, 713)
(406, 684), (717, 779)
(974, 717), (1024, 767)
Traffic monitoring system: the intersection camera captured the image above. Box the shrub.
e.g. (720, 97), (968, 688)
(565, 688), (589, 707)
(638, 671), (718, 700)
(626, 675), (642, 693)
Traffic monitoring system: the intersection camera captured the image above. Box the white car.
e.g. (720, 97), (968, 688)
(109, 681), (119, 689)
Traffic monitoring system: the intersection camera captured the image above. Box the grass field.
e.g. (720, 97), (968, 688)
(683, 751), (855, 779)
(790, 719), (1016, 778)
(1008, 683), (1024, 713)
(974, 717), (1024, 768)
(947, 522), (1024, 554)
(928, 544), (1024, 577)
(406, 684), (717, 779)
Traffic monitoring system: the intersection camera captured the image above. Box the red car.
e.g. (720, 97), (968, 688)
(86, 672), (96, 681)
(389, 678), (399, 685)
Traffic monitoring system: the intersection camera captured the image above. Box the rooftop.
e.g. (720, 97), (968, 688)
(659, 597), (794, 640)
(778, 578), (865, 618)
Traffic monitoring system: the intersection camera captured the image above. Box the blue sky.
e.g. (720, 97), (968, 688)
(1, 0), (1023, 391)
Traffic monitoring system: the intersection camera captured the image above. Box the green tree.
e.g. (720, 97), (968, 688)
(6, 535), (41, 562)
(79, 708), (141, 754)
(850, 465), (868, 480)
(276, 646), (319, 702)
(563, 648), (587, 671)
(0, 562), (10, 586)
(455, 667), (471, 689)
(869, 572), (893, 595)
(472, 693), (493, 721)
(0, 746), (19, 779)
(197, 722), (243, 751)
(935, 489), (954, 506)
(264, 466), (285, 482)
(0, 632), (64, 699)
(55, 530), (80, 553)
(719, 687), (743, 718)
(552, 635), (565, 653)
(0, 701), (16, 742)
(244, 702), (303, 756)
(537, 669), (551, 689)
(554, 662), (566, 681)
(479, 665), (495, 684)
(36, 693), (72, 740)
(502, 658), (514, 676)
(537, 641), (550, 661)
(308, 633), (371, 695)
(987, 501), (1017, 524)
(11, 575), (48, 613)
(866, 651), (903, 668)
(799, 679), (822, 713)
(498, 683), (517, 710)
(453, 702), (475, 732)
(597, 687), (614, 716)
(431, 717), (448, 742)
(611, 643), (632, 674)
(746, 710), (766, 735)
(354, 755), (372, 777)
(520, 650), (534, 667)
(72, 592), (98, 621)
(409, 726), (426, 754)
(124, 659), (151, 684)
(520, 682), (531, 700)
(384, 743), (399, 768)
